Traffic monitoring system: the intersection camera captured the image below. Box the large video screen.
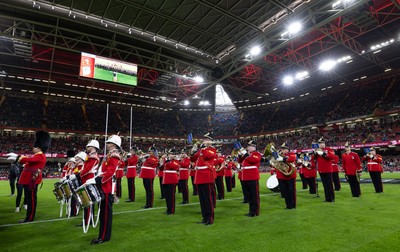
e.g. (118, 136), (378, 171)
(79, 52), (138, 86)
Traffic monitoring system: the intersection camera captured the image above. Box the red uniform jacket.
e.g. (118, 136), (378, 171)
(341, 152), (361, 175)
(81, 152), (99, 183)
(363, 154), (383, 172)
(100, 150), (120, 193)
(276, 153), (297, 180)
(115, 160), (125, 179)
(140, 155), (159, 179)
(163, 159), (180, 184)
(332, 155), (340, 173)
(303, 163), (317, 178)
(158, 157), (166, 177)
(238, 151), (262, 181)
(192, 147), (217, 184)
(61, 162), (73, 178)
(297, 162), (304, 174)
(179, 157), (190, 180)
(215, 156), (225, 177)
(18, 152), (46, 185)
(74, 163), (84, 175)
(314, 148), (335, 173)
(225, 161), (235, 177)
(126, 155), (138, 178)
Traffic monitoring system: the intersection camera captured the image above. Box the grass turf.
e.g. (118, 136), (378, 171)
(0, 173), (399, 252)
(93, 67), (137, 86)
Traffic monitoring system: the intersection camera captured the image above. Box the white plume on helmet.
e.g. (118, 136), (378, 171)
(106, 135), (122, 149)
(86, 139), (100, 149)
(74, 152), (87, 162)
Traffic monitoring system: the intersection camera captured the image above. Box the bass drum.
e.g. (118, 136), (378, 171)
(266, 174), (280, 193)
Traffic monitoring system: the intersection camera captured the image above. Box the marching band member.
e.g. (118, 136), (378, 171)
(62, 158), (75, 178)
(237, 153), (248, 204)
(69, 151), (86, 217)
(90, 135), (121, 244)
(313, 137), (335, 202)
(332, 153), (341, 191)
(178, 148), (190, 204)
(115, 157), (125, 199)
(224, 156), (235, 192)
(297, 156), (307, 190)
(163, 148), (180, 214)
(126, 147), (139, 202)
(189, 162), (198, 196)
(80, 140), (100, 226)
(341, 142), (362, 197)
(238, 140), (262, 217)
(275, 143), (297, 209)
(362, 147), (383, 193)
(158, 151), (166, 200)
(18, 130), (51, 223)
(191, 132), (217, 225)
(140, 146), (159, 208)
(214, 149), (225, 200)
(303, 153), (317, 194)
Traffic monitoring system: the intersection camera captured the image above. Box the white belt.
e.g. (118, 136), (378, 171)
(196, 166), (208, 170)
(117, 168), (124, 171)
(164, 170), (178, 173)
(242, 166), (258, 169)
(127, 166), (137, 169)
(179, 168), (189, 171)
(141, 166), (155, 170)
(368, 162), (378, 165)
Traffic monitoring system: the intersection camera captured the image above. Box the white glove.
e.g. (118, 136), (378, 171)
(85, 178), (96, 185)
(276, 156), (283, 162)
(239, 148), (247, 156)
(316, 150), (323, 156)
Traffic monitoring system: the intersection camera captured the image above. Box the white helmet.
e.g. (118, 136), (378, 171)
(86, 139), (100, 150)
(106, 135), (121, 149)
(68, 157), (76, 163)
(6, 153), (18, 161)
(74, 152), (87, 162)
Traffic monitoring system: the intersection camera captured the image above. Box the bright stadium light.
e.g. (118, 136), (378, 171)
(319, 60), (337, 71)
(295, 71), (309, 80)
(183, 100), (190, 106)
(283, 75), (294, 85)
(287, 22), (302, 35)
(193, 76), (204, 83)
(250, 46), (261, 56)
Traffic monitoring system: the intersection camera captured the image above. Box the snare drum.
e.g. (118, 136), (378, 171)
(62, 179), (73, 198)
(75, 184), (102, 208)
(53, 181), (64, 201)
(68, 174), (83, 191)
(266, 174), (280, 193)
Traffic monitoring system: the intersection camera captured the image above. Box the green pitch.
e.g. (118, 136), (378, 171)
(1, 173), (399, 252)
(94, 67), (137, 86)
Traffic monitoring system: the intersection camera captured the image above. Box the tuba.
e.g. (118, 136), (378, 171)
(264, 142), (295, 176)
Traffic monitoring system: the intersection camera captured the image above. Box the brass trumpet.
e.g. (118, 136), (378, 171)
(264, 142), (295, 176)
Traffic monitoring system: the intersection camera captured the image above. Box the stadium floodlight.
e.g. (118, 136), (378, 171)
(319, 60), (337, 71)
(183, 100), (190, 106)
(250, 46), (261, 56)
(287, 22), (302, 35)
(283, 75), (294, 85)
(193, 76), (204, 83)
(295, 71), (309, 80)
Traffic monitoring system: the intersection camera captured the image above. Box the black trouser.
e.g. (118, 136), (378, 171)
(98, 193), (113, 241)
(84, 204), (94, 225)
(23, 184), (38, 222)
(16, 183), (26, 207)
(143, 178), (154, 207)
(178, 179), (189, 203)
(9, 177), (16, 195)
(332, 172), (341, 191)
(240, 179), (249, 202)
(191, 176), (198, 195)
(306, 177), (316, 194)
(369, 171), (383, 193)
(225, 176), (232, 192)
(347, 175), (361, 197)
(211, 182), (216, 207)
(159, 176), (165, 199)
(241, 180), (260, 216)
(116, 178), (122, 198)
(232, 174), (236, 188)
(70, 196), (78, 216)
(319, 172), (335, 202)
(127, 177), (136, 201)
(215, 176), (225, 199)
(198, 183), (214, 223)
(164, 184), (176, 214)
(299, 173), (307, 189)
(278, 178), (296, 209)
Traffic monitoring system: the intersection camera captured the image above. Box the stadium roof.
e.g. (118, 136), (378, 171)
(0, 0), (399, 111)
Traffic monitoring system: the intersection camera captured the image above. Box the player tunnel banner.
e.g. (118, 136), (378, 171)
(79, 52), (138, 86)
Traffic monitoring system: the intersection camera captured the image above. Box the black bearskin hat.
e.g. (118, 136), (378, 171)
(34, 130), (51, 153)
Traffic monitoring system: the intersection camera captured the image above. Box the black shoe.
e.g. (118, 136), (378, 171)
(286, 207), (295, 210)
(242, 201), (248, 204)
(125, 200), (133, 202)
(204, 221), (213, 225)
(244, 213), (256, 217)
(91, 239), (105, 245)
(142, 205), (152, 209)
(159, 197), (165, 199)
(196, 219), (207, 224)
(324, 200), (334, 203)
(180, 201), (189, 205)
(19, 219), (28, 224)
